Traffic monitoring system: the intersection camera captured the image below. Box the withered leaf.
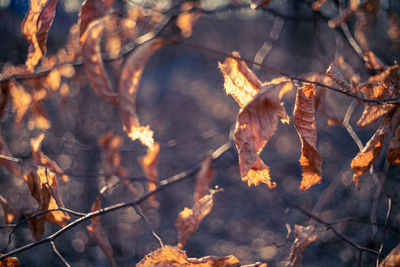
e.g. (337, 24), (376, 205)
(234, 81), (290, 188)
(79, 0), (115, 42)
(351, 114), (392, 188)
(380, 242), (400, 267)
(21, 0), (58, 72)
(118, 38), (163, 148)
(249, 0), (272, 9)
(140, 142), (160, 207)
(219, 51), (262, 108)
(31, 133), (68, 182)
(388, 108), (400, 165)
(0, 195), (16, 224)
(137, 245), (240, 267)
(82, 16), (118, 104)
(293, 84), (322, 191)
(193, 157), (214, 203)
(9, 79), (32, 124)
(24, 210), (46, 241)
(0, 254), (20, 267)
(357, 65), (399, 127)
(286, 225), (318, 267)
(87, 196), (117, 267)
(175, 188), (222, 249)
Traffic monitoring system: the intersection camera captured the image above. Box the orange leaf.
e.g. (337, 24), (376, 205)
(351, 114), (392, 188)
(388, 108), (400, 165)
(0, 254), (20, 267)
(287, 225), (318, 267)
(234, 81), (290, 188)
(98, 130), (128, 181)
(193, 157), (214, 203)
(140, 142), (160, 207)
(380, 242), (400, 267)
(293, 84), (322, 191)
(176, 2), (201, 38)
(28, 101), (51, 131)
(31, 133), (68, 182)
(9, 79), (32, 124)
(175, 188), (222, 249)
(137, 245), (240, 267)
(21, 0), (58, 72)
(79, 0), (115, 43)
(118, 38), (163, 148)
(87, 196), (117, 267)
(219, 51), (262, 108)
(82, 16), (118, 104)
(0, 195), (16, 225)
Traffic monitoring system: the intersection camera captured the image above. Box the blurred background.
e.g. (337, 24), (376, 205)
(1, 0), (400, 266)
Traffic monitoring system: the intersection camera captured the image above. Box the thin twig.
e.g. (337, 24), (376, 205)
(343, 100), (363, 150)
(132, 204), (164, 247)
(50, 240), (71, 267)
(377, 197), (392, 266)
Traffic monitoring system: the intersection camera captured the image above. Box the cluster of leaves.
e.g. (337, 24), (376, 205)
(0, 0), (399, 266)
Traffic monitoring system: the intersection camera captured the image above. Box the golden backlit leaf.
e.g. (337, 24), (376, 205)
(9, 79), (32, 124)
(0, 133), (21, 176)
(175, 189), (222, 249)
(380, 242), (400, 267)
(194, 157), (214, 203)
(176, 2), (201, 38)
(286, 225), (318, 267)
(137, 245), (240, 267)
(140, 142), (160, 206)
(43, 69), (61, 92)
(219, 52), (262, 108)
(0, 254), (20, 267)
(388, 108), (400, 165)
(87, 196), (117, 267)
(28, 101), (51, 131)
(0, 195), (16, 224)
(31, 133), (69, 182)
(293, 84), (322, 191)
(21, 0), (58, 72)
(98, 130), (128, 181)
(82, 16), (118, 104)
(351, 114), (391, 188)
(357, 65), (399, 127)
(118, 38), (163, 148)
(234, 81), (290, 188)
(79, 0), (115, 43)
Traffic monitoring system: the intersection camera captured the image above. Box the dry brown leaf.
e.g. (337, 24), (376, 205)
(312, 0), (328, 10)
(0, 254), (20, 267)
(388, 108), (400, 165)
(0, 133), (21, 176)
(0, 195), (16, 224)
(286, 225), (318, 267)
(293, 84), (322, 190)
(357, 65), (399, 127)
(82, 16), (118, 104)
(249, 0), (272, 9)
(176, 2), (201, 38)
(175, 188), (222, 249)
(351, 114), (392, 188)
(24, 210), (46, 241)
(118, 38), (163, 148)
(21, 0), (58, 72)
(9, 79), (32, 124)
(380, 242), (400, 267)
(219, 52), (262, 108)
(79, 0), (115, 43)
(140, 142), (160, 206)
(31, 133), (68, 182)
(137, 245), (240, 267)
(87, 196), (117, 267)
(193, 157), (214, 203)
(98, 130), (128, 181)
(234, 81), (290, 188)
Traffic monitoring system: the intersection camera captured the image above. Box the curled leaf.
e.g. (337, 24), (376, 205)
(24, 210), (46, 241)
(118, 38), (163, 148)
(234, 81), (290, 188)
(87, 196), (117, 267)
(137, 245), (240, 267)
(175, 188), (222, 249)
(140, 142), (160, 206)
(293, 84), (322, 191)
(351, 114), (392, 188)
(286, 225), (318, 267)
(82, 16), (118, 104)
(194, 157), (214, 203)
(0, 195), (16, 224)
